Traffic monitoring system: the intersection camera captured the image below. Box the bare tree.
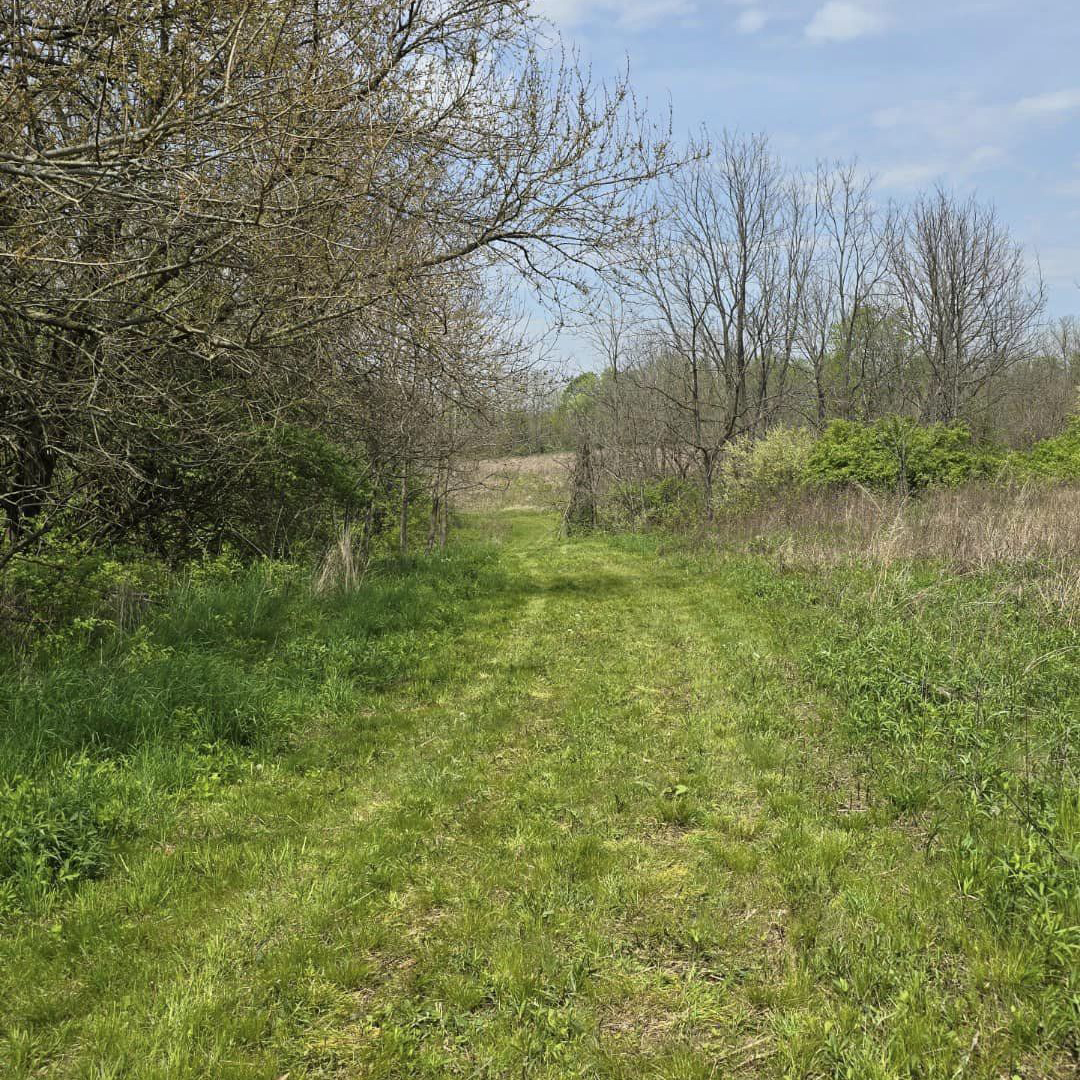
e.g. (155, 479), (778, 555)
(983, 315), (1080, 444)
(888, 188), (1045, 423)
(613, 132), (797, 509)
(799, 162), (893, 424)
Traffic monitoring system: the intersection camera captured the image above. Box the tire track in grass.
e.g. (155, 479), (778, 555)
(4, 514), (791, 1078)
(284, 520), (797, 1079)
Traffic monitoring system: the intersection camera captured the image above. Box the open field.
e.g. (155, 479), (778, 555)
(456, 454), (572, 512)
(5, 4), (1078, 1075)
(1, 510), (1077, 1078)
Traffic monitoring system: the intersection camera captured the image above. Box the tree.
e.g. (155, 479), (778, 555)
(614, 132), (797, 511)
(800, 162), (892, 424)
(888, 188), (1045, 424)
(0, 0), (672, 568)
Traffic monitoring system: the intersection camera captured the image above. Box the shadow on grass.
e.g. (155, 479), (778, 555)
(0, 545), (509, 912)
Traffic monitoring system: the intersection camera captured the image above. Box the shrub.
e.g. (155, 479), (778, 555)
(0, 541), (169, 644)
(804, 420), (896, 489)
(901, 419), (1002, 489)
(715, 426), (816, 508)
(805, 417), (997, 493)
(1019, 417), (1080, 480)
(141, 422), (368, 560)
(606, 476), (703, 530)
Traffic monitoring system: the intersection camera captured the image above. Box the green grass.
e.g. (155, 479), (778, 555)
(0, 546), (508, 916)
(0, 511), (1077, 1077)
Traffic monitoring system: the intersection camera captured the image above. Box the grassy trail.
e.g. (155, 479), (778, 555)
(1, 513), (1070, 1078)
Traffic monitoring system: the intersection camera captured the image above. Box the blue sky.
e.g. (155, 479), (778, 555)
(534, 0), (1080, 317)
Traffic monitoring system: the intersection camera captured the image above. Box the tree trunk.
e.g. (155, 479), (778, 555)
(425, 494), (440, 554)
(2, 407), (56, 542)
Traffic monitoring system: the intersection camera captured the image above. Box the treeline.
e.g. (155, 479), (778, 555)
(5, 4), (1078, 589)
(0, 0), (669, 590)
(531, 134), (1079, 509)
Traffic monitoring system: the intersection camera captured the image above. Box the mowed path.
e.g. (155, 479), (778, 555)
(1, 513), (1033, 1078)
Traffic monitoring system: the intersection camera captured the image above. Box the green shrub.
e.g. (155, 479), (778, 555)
(606, 476), (703, 530)
(903, 419), (1003, 489)
(804, 420), (895, 489)
(715, 426), (816, 508)
(1018, 417), (1080, 480)
(805, 418), (998, 493)
(129, 422), (368, 560)
(0, 540), (169, 642)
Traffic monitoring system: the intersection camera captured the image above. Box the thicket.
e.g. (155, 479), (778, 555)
(571, 415), (1080, 532)
(0, 0), (671, 620)
(803, 418), (999, 493)
(1022, 416), (1080, 480)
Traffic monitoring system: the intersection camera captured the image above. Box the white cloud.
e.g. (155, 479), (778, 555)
(805, 1), (887, 43)
(1051, 157), (1080, 197)
(871, 94), (1006, 149)
(876, 162), (943, 190)
(533, 0), (695, 30)
(1051, 179), (1080, 198)
(967, 144), (1005, 168)
(871, 88), (1080, 169)
(1015, 89), (1080, 117)
(876, 146), (1005, 191)
(735, 7), (767, 33)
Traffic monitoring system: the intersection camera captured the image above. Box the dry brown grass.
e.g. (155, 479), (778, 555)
(718, 483), (1080, 567)
(715, 483), (1080, 615)
(313, 527), (366, 593)
(454, 452), (571, 511)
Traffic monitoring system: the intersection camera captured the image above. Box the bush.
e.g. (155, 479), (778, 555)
(606, 476), (703, 530)
(1019, 417), (1080, 480)
(715, 426), (816, 508)
(805, 417), (998, 493)
(0, 541), (169, 643)
(123, 422), (368, 561)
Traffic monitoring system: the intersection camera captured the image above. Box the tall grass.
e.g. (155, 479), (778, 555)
(722, 485), (1080, 1048)
(713, 482), (1080, 617)
(0, 541), (504, 917)
(312, 526), (367, 593)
